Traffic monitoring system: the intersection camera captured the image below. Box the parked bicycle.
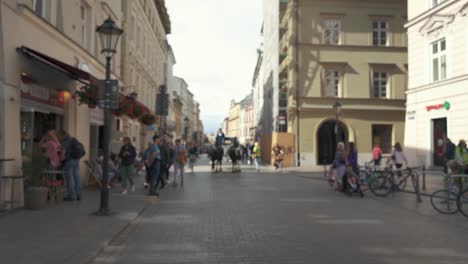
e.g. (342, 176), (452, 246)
(360, 161), (394, 197)
(430, 174), (468, 215)
(368, 165), (421, 198)
(457, 187), (468, 218)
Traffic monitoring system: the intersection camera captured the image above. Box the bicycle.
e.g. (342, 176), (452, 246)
(356, 161), (374, 192)
(457, 186), (468, 218)
(430, 174), (468, 214)
(369, 165), (421, 197)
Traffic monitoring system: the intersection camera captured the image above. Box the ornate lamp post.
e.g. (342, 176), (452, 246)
(333, 101), (342, 145)
(95, 17), (123, 216)
(184, 117), (190, 142)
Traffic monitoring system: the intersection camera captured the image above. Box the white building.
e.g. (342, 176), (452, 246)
(252, 47), (264, 138)
(405, 0), (468, 167)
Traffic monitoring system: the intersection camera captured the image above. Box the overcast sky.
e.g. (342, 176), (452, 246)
(166, 0), (263, 133)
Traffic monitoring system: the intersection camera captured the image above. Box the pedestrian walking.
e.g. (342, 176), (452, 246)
(158, 136), (170, 189)
(345, 142), (359, 191)
(454, 139), (468, 174)
(188, 142), (198, 173)
(146, 135), (162, 196)
(58, 130), (85, 201)
(252, 141), (261, 171)
(118, 137), (137, 194)
(444, 138), (456, 173)
(335, 142), (347, 191)
(172, 139), (187, 186)
(142, 142), (153, 189)
(372, 143), (383, 166)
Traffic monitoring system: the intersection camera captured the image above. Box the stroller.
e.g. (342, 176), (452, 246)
(343, 166), (364, 197)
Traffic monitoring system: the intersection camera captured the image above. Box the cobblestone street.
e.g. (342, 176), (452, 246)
(88, 158), (468, 264)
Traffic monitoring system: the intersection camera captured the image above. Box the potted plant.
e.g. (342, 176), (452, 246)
(74, 85), (98, 108)
(23, 148), (48, 210)
(131, 104), (146, 119)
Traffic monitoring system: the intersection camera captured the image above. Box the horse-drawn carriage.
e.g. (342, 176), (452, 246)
(208, 137), (242, 173)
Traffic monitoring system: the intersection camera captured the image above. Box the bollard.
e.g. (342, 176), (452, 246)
(416, 171), (422, 203)
(422, 165), (426, 192)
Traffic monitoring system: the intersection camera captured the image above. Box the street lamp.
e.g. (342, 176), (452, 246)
(333, 101), (342, 145)
(184, 117), (190, 141)
(95, 17), (123, 216)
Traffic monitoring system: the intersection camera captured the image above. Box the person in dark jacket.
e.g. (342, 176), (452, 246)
(444, 138), (456, 173)
(58, 130), (82, 201)
(119, 137), (137, 194)
(157, 137), (170, 189)
(215, 128), (225, 147)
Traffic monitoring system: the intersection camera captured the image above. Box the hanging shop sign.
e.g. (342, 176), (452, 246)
(426, 101), (450, 112)
(20, 81), (65, 108)
(278, 115), (287, 125)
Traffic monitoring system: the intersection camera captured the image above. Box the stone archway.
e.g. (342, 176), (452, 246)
(316, 120), (348, 165)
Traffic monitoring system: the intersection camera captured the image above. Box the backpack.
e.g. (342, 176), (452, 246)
(177, 149), (187, 165)
(70, 138), (86, 159)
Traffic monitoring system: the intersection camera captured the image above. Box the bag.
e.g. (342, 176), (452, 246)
(177, 149), (187, 165)
(70, 138), (86, 159)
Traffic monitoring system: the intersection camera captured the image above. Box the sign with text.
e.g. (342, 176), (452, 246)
(156, 92), (169, 116)
(426, 101), (450, 112)
(20, 82), (65, 108)
(98, 80), (119, 110)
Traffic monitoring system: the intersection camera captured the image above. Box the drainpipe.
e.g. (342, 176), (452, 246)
(294, 0), (301, 167)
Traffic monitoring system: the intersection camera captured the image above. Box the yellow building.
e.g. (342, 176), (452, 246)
(280, 0), (407, 166)
(227, 100), (241, 139)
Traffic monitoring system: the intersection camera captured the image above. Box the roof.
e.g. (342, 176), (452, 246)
(155, 0), (171, 34)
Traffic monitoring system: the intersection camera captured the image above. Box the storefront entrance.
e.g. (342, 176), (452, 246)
(432, 118), (447, 167)
(317, 120), (347, 165)
(20, 111), (63, 159)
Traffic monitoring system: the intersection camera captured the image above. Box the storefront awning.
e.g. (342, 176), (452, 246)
(16, 46), (99, 87)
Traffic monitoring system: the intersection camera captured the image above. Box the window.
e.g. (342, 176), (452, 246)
(372, 125), (392, 154)
(323, 19), (341, 45)
(432, 0), (445, 7)
(372, 21), (388, 46)
(372, 72), (388, 98)
(80, 3), (92, 51)
(33, 0), (44, 16)
(432, 38), (447, 82)
(323, 69), (341, 97)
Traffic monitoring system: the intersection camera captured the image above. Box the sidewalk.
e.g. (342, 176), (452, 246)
(0, 177), (154, 264)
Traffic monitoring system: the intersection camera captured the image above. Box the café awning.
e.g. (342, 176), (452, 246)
(16, 46), (99, 87)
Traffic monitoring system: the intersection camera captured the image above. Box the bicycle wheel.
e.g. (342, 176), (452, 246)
(369, 174), (393, 197)
(457, 189), (468, 218)
(430, 190), (459, 214)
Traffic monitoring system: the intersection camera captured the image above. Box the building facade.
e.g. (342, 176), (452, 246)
(239, 92), (254, 145)
(227, 100), (241, 139)
(277, 0), (408, 166)
(119, 0), (170, 152)
(0, 0), (125, 207)
(405, 0), (468, 167)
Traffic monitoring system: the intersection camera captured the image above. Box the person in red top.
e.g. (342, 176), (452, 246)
(372, 143), (383, 166)
(39, 130), (64, 169)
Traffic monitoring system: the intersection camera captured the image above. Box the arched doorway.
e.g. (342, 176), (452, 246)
(317, 120), (348, 165)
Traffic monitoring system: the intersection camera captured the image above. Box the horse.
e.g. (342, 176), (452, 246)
(208, 144), (224, 173)
(228, 137), (242, 173)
